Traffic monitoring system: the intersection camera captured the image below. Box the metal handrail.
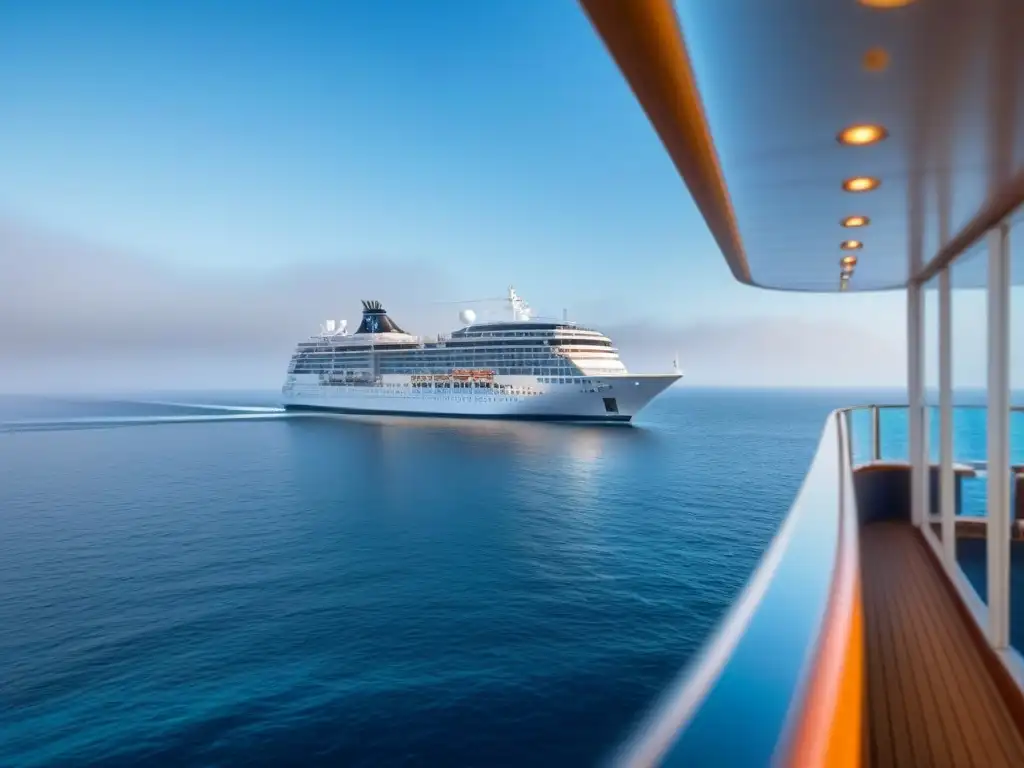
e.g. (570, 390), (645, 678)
(844, 403), (1021, 467)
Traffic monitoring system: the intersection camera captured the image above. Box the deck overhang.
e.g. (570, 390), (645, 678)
(578, 0), (750, 286)
(580, 0), (1024, 293)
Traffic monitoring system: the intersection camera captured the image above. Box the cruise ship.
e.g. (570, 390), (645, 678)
(281, 287), (680, 422)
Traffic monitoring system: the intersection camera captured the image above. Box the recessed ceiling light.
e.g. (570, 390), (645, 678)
(843, 176), (880, 192)
(841, 255), (859, 268)
(842, 215), (870, 228)
(840, 240), (863, 250)
(838, 124), (888, 146)
(859, 0), (916, 7)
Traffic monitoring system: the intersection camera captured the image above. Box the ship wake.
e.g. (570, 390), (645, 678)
(0, 410), (292, 434)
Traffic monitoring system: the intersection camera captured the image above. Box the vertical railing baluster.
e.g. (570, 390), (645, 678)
(871, 406), (881, 462)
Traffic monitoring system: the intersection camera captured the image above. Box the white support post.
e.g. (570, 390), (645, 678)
(908, 280), (926, 528)
(987, 222), (1011, 649)
(939, 267), (955, 567)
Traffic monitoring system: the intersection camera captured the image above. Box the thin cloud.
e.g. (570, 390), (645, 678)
(0, 218), (454, 358)
(605, 317), (905, 387)
(1, 218), (904, 392)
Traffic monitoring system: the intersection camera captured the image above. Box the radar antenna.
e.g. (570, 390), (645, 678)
(318, 318), (349, 337)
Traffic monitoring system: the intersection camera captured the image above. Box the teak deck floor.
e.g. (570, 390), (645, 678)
(861, 522), (1024, 767)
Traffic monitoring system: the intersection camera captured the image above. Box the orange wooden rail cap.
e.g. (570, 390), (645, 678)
(780, 484), (863, 767)
(577, 0), (750, 285)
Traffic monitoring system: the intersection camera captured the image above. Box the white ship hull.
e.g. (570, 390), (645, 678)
(282, 374), (680, 423)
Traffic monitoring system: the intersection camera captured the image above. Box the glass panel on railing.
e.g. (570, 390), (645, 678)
(927, 404), (940, 464)
(847, 406), (874, 466)
(924, 273), (942, 545)
(1009, 213), (1024, 657)
(952, 241), (989, 606)
(878, 406), (909, 461)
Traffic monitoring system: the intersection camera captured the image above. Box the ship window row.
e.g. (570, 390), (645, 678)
(298, 333), (607, 349)
(312, 374), (603, 387)
(292, 339), (612, 357)
(292, 353), (617, 368)
(455, 323), (600, 334)
(293, 366), (578, 375)
(292, 348), (613, 365)
(294, 354), (371, 363)
(293, 342), (560, 356)
(290, 354), (578, 367)
(379, 362), (577, 373)
(447, 338), (612, 348)
(293, 354), (594, 367)
(291, 364), (583, 377)
(425, 339), (615, 349)
(293, 351), (600, 363)
(290, 354), (607, 375)
(297, 344), (373, 352)
(299, 335), (609, 349)
(454, 323), (562, 333)
(452, 329), (602, 339)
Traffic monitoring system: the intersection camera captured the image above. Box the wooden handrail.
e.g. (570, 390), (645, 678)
(779, 415), (864, 767)
(780, 530), (863, 767)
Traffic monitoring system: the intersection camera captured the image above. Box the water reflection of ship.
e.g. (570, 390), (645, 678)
(286, 408), (657, 462)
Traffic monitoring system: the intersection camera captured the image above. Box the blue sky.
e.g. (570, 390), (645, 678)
(0, 0), (1006, 390)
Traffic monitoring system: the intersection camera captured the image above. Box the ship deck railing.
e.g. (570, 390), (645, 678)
(613, 404), (1024, 767)
(572, 0), (1024, 764)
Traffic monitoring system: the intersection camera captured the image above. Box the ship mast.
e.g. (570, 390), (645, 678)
(507, 285), (532, 321)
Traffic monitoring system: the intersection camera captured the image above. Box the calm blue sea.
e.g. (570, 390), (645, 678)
(0, 387), (998, 767)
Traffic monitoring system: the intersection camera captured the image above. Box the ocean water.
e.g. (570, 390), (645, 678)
(0, 388), (899, 766)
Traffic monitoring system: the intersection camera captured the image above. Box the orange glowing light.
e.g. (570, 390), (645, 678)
(862, 48), (890, 73)
(841, 255), (859, 268)
(838, 124), (888, 146)
(859, 0), (916, 7)
(840, 240), (863, 251)
(843, 177), (880, 193)
(841, 216), (870, 228)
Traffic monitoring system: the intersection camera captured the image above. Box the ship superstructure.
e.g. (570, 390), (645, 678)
(281, 287), (680, 422)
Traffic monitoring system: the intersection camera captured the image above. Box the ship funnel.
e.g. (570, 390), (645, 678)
(355, 300), (407, 335)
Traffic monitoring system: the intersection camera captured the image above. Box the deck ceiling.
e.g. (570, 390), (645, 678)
(583, 0), (1024, 292)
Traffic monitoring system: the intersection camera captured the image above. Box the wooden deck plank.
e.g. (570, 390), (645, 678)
(870, 525), (1013, 768)
(861, 522), (1024, 768)
(896, 532), (975, 762)
(904, 535), (1023, 767)
(862, 528), (922, 767)
(863, 563), (893, 767)
(893, 531), (976, 767)
(884, 532), (960, 767)
(899, 535), (998, 765)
